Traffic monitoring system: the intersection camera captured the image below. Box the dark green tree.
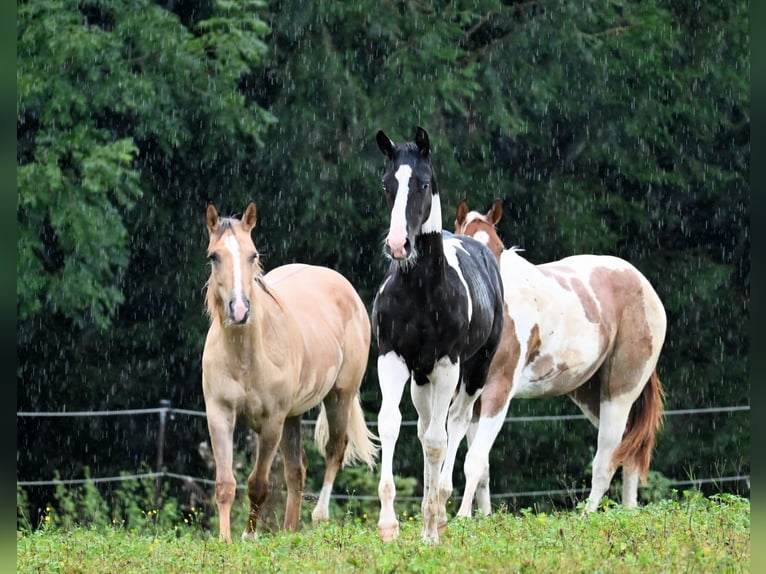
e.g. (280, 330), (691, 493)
(18, 0), (748, 523)
(17, 0), (274, 505)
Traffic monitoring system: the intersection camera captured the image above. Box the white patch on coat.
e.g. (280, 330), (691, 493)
(422, 193), (442, 234)
(443, 237), (473, 322)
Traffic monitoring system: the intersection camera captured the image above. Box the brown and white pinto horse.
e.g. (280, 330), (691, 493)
(202, 202), (377, 542)
(452, 199), (667, 516)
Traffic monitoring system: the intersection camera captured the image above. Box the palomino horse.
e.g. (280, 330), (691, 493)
(372, 127), (505, 543)
(202, 202), (378, 542)
(452, 199), (667, 516)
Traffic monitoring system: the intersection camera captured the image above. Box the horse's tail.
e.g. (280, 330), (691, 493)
(611, 369), (665, 484)
(314, 396), (379, 470)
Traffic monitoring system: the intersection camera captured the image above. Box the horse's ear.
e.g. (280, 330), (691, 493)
(376, 130), (395, 160)
(206, 204), (219, 235)
(242, 202), (257, 232)
(455, 200), (469, 229)
(414, 126), (430, 158)
(488, 199), (503, 225)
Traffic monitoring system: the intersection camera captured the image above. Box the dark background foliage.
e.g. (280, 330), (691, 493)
(17, 0), (748, 519)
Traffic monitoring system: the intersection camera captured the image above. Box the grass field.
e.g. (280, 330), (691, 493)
(17, 493), (749, 573)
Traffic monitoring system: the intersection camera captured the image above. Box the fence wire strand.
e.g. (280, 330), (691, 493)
(17, 404), (750, 502)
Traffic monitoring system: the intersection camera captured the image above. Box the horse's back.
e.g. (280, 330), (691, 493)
(542, 254), (665, 327)
(264, 263), (371, 344)
(264, 264), (371, 408)
(506, 252), (664, 326)
(266, 263), (365, 309)
(501, 251), (666, 397)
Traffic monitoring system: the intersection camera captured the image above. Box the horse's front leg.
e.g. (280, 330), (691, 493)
(456, 377), (514, 519)
(376, 352), (409, 542)
(466, 417), (492, 516)
(412, 357), (460, 544)
(205, 402), (237, 543)
(242, 422), (284, 541)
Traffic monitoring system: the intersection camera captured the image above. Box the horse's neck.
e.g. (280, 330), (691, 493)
(221, 280), (290, 365)
(413, 231), (448, 275)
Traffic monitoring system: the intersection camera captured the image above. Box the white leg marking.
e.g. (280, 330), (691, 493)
(622, 467), (640, 509)
(439, 386), (481, 525)
(457, 409), (506, 518)
(585, 397), (633, 512)
(465, 421), (492, 515)
(411, 356), (460, 543)
(312, 481), (333, 523)
(376, 352), (410, 541)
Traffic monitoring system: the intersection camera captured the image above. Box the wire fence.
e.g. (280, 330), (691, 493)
(17, 403), (750, 502)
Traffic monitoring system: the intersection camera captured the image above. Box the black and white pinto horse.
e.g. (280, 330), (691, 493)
(371, 127), (505, 543)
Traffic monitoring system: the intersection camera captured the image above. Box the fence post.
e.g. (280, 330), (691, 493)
(155, 399), (171, 507)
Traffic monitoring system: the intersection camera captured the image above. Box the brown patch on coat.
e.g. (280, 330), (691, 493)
(539, 266), (572, 291)
(525, 323), (541, 364)
(569, 278), (599, 323)
(590, 266), (654, 398)
(568, 377), (601, 421)
(477, 312), (521, 418)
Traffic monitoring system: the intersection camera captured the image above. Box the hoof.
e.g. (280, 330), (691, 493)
(312, 510), (330, 524)
(378, 522), (400, 542)
(241, 530), (258, 542)
(421, 531), (440, 544)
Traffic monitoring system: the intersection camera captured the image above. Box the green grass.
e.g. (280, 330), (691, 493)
(17, 493), (749, 574)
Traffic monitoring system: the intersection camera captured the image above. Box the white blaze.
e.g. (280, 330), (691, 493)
(224, 235), (248, 322)
(390, 165), (411, 232)
(386, 165), (412, 258)
(472, 230), (490, 245)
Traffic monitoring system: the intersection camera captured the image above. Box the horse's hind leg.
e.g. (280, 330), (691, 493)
(280, 415), (306, 530)
(584, 397), (633, 513)
(311, 389), (350, 523)
(412, 357), (460, 543)
(622, 466), (640, 508)
(438, 384), (481, 528)
(205, 402), (237, 542)
(242, 422), (283, 540)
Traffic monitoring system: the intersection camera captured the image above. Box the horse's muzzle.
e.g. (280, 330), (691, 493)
(385, 229), (411, 260)
(228, 298), (250, 324)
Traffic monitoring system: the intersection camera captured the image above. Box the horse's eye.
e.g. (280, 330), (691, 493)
(421, 182), (430, 192)
(248, 254), (258, 264)
(208, 253), (220, 264)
